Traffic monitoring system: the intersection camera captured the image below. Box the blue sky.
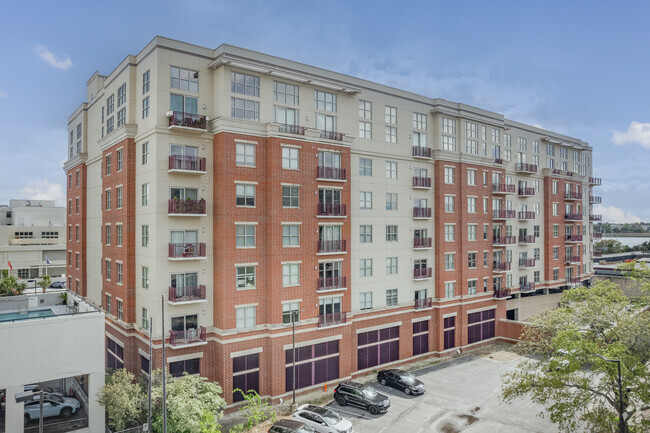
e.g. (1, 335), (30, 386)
(1, 0), (649, 222)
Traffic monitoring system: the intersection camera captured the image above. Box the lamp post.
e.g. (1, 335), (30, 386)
(15, 390), (44, 433)
(595, 354), (627, 433)
(290, 310), (299, 412)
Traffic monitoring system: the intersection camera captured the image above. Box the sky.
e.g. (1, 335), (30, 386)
(1, 0), (649, 223)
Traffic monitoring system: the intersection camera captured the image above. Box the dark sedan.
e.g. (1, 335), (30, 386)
(376, 369), (426, 395)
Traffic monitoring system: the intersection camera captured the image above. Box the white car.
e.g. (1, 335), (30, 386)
(292, 404), (353, 433)
(24, 394), (80, 423)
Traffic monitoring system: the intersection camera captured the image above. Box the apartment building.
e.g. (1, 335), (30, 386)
(65, 36), (601, 404)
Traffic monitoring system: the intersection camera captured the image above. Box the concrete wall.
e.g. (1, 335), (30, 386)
(506, 291), (564, 321)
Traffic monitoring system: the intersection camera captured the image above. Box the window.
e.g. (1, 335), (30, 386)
(117, 108), (126, 126)
(142, 308), (149, 331)
(282, 225), (300, 247)
(534, 225), (540, 237)
(386, 257), (398, 275)
(274, 81), (299, 104)
(237, 266), (256, 289)
(468, 224), (477, 241)
(75, 253), (79, 269)
(105, 155), (112, 175)
(236, 306), (256, 329)
(553, 268), (559, 281)
(553, 246), (559, 260)
(170, 358), (200, 378)
(116, 225), (123, 246)
(467, 197), (477, 213)
(75, 197), (79, 214)
(468, 252), (477, 268)
(445, 196), (455, 213)
(445, 224), (455, 241)
(282, 185), (299, 207)
(236, 143), (255, 167)
(142, 142), (149, 165)
(359, 158), (372, 176)
(534, 248), (540, 260)
(105, 294), (112, 315)
(142, 70), (150, 94)
(360, 292), (373, 310)
(412, 131), (427, 148)
(282, 147), (299, 170)
(468, 280), (477, 295)
(445, 282), (455, 298)
(441, 135), (456, 151)
(441, 117), (456, 134)
(444, 167), (455, 184)
(465, 121), (478, 138)
(282, 302), (300, 324)
(231, 97), (260, 120)
(466, 139), (478, 154)
(360, 225), (373, 243)
(171, 66), (199, 92)
(75, 226), (79, 241)
(107, 94), (114, 115)
(142, 96), (150, 118)
(552, 181), (558, 194)
(282, 263), (300, 286)
(105, 190), (111, 210)
(275, 106), (298, 127)
(386, 193), (397, 210)
(386, 289), (398, 306)
(413, 112), (427, 130)
(386, 225), (398, 242)
(445, 253), (455, 271)
(484, 251), (489, 267)
(142, 225), (149, 247)
(315, 113), (336, 134)
(553, 202), (558, 216)
(385, 126), (397, 143)
(116, 187), (123, 208)
(105, 260), (112, 280)
(553, 224), (559, 238)
(359, 192), (372, 209)
(117, 262), (123, 284)
(385, 106), (397, 124)
(106, 337), (123, 369)
(360, 259), (373, 277)
(467, 169), (476, 185)
(142, 183), (149, 206)
(236, 225), (255, 247)
(236, 184), (255, 207)
(385, 161), (397, 178)
(315, 90), (336, 112)
(359, 121), (372, 139)
(483, 224), (489, 240)
(142, 266), (149, 288)
(231, 71), (259, 96)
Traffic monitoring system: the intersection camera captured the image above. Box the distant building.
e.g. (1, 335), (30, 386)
(0, 200), (66, 285)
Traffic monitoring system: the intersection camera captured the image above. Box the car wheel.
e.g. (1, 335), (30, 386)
(61, 407), (73, 418)
(380, 379), (387, 386)
(368, 405), (379, 415)
(336, 396), (347, 406)
(405, 388), (411, 395)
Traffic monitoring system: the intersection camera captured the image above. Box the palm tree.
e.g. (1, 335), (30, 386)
(0, 276), (27, 296)
(38, 275), (51, 294)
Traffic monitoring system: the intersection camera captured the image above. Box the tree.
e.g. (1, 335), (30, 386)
(595, 239), (625, 254)
(501, 281), (650, 432)
(98, 369), (144, 431)
(0, 276), (27, 297)
(38, 275), (51, 294)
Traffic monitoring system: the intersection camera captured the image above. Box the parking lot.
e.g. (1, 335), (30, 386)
(325, 353), (559, 433)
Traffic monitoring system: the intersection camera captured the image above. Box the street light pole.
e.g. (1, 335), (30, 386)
(595, 354), (626, 433)
(292, 310), (297, 408)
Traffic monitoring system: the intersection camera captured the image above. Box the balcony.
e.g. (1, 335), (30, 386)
(168, 199), (206, 216)
(494, 158), (504, 165)
(590, 214), (602, 222)
(519, 282), (536, 293)
(493, 236), (517, 246)
(515, 163), (537, 173)
(566, 277), (581, 284)
(565, 191), (583, 201)
(593, 233), (602, 240)
(317, 166), (346, 181)
(278, 124), (305, 135)
(565, 234), (583, 243)
(413, 237), (432, 249)
(413, 207), (432, 219)
(494, 289), (511, 299)
(518, 187), (535, 197)
(317, 203), (346, 217)
(518, 211), (536, 221)
(317, 240), (346, 253)
(412, 146), (432, 159)
(518, 235), (535, 244)
(168, 285), (207, 303)
(589, 195), (602, 204)
(493, 209), (516, 220)
(413, 267), (433, 280)
(169, 326), (206, 346)
(567, 255), (581, 264)
(317, 276), (347, 291)
(552, 169), (563, 176)
(493, 261), (511, 272)
(167, 111), (207, 131)
(168, 243), (206, 259)
(168, 155), (207, 173)
(414, 297), (433, 310)
(320, 130), (343, 141)
(318, 311), (347, 328)
(412, 176), (432, 189)
(518, 258), (536, 268)
(589, 177), (602, 186)
(594, 251), (603, 258)
(565, 213), (582, 221)
(492, 183), (516, 194)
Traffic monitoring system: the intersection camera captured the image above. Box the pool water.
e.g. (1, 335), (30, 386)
(0, 309), (55, 322)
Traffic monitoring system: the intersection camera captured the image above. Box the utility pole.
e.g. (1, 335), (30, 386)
(162, 295), (167, 433)
(291, 310), (298, 412)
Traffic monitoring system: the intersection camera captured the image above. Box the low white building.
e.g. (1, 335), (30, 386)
(0, 291), (105, 432)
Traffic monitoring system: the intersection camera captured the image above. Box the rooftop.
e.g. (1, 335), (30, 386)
(0, 291), (101, 324)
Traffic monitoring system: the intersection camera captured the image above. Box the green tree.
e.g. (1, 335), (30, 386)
(595, 239), (625, 254)
(98, 369), (145, 431)
(0, 276), (27, 296)
(233, 389), (275, 429)
(501, 281), (650, 432)
(38, 275), (51, 294)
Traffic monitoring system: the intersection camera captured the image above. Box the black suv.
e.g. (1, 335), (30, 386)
(333, 381), (390, 415)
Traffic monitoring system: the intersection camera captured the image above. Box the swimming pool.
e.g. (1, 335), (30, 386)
(0, 309), (55, 322)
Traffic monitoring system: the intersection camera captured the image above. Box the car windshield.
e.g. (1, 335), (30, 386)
(362, 386), (378, 398)
(319, 410), (342, 424)
(400, 373), (417, 385)
(45, 394), (64, 403)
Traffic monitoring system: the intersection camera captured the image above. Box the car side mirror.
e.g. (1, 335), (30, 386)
(321, 421), (327, 425)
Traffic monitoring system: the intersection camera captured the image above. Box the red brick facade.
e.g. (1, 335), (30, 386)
(66, 163), (87, 296)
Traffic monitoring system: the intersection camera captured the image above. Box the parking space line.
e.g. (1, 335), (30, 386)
(328, 405), (376, 420)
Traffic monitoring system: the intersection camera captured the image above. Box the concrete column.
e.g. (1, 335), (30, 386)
(87, 371), (105, 432)
(4, 385), (25, 433)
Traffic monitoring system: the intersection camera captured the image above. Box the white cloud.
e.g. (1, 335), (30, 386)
(0, 90), (6, 98)
(612, 121), (650, 149)
(34, 45), (72, 70)
(593, 205), (641, 224)
(20, 179), (65, 207)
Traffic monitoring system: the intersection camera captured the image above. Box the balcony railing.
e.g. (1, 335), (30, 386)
(168, 111), (207, 130)
(168, 199), (206, 215)
(589, 177), (602, 186)
(317, 166), (346, 181)
(519, 258), (536, 268)
(515, 163), (537, 173)
(589, 195), (602, 204)
(518, 235), (535, 244)
(565, 191), (583, 200)
(168, 243), (206, 259)
(169, 326), (206, 346)
(494, 158), (504, 165)
(594, 251), (603, 258)
(168, 285), (206, 303)
(593, 233), (602, 240)
(318, 311), (347, 328)
(413, 267), (432, 279)
(168, 155), (207, 172)
(565, 234), (583, 242)
(413, 207), (432, 218)
(317, 203), (346, 217)
(318, 276), (347, 291)
(412, 146), (432, 158)
(493, 236), (517, 246)
(519, 282), (536, 292)
(412, 176), (432, 188)
(413, 237), (432, 249)
(493, 209), (516, 219)
(565, 213), (582, 221)
(320, 130), (343, 141)
(566, 277), (581, 284)
(552, 169), (562, 175)
(278, 124), (305, 135)
(590, 214), (602, 222)
(317, 240), (346, 253)
(567, 255), (581, 263)
(492, 183), (516, 194)
(518, 187), (535, 197)
(414, 297), (433, 310)
(494, 289), (511, 298)
(518, 211), (536, 220)
(493, 261), (511, 272)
